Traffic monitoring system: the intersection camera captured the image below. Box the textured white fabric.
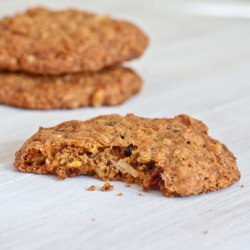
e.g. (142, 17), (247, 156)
(0, 1), (249, 249)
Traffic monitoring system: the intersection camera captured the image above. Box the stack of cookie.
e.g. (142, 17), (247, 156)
(0, 7), (148, 110)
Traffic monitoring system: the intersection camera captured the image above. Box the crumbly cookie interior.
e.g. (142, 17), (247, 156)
(21, 144), (165, 191)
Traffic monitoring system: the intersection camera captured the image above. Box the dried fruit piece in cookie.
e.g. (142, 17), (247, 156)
(0, 66), (142, 110)
(0, 7), (148, 74)
(14, 114), (240, 197)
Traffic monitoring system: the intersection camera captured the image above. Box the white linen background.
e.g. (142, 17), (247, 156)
(0, 1), (249, 250)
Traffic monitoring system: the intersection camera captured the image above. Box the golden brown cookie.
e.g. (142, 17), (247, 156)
(0, 7), (148, 74)
(0, 66), (142, 110)
(14, 114), (240, 197)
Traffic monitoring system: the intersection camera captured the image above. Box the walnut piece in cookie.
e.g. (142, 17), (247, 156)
(14, 114), (241, 197)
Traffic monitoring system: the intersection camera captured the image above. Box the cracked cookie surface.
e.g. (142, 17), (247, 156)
(0, 7), (148, 74)
(14, 114), (240, 197)
(0, 66), (142, 110)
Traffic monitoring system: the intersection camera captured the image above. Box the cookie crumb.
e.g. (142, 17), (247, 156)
(125, 183), (131, 188)
(203, 230), (208, 235)
(91, 218), (96, 222)
(86, 185), (96, 191)
(0, 67), (142, 110)
(101, 181), (114, 191)
(240, 184), (245, 188)
(117, 192), (123, 196)
(138, 193), (143, 196)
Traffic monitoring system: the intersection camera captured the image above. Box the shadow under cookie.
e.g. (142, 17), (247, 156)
(0, 66), (142, 110)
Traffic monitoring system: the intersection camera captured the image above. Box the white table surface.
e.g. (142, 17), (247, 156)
(0, 1), (250, 249)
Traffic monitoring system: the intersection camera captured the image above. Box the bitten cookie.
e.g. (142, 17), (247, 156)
(0, 66), (142, 110)
(0, 7), (148, 74)
(14, 114), (240, 197)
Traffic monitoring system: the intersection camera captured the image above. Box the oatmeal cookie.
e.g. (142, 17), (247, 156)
(0, 66), (142, 110)
(0, 7), (148, 74)
(14, 114), (240, 197)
